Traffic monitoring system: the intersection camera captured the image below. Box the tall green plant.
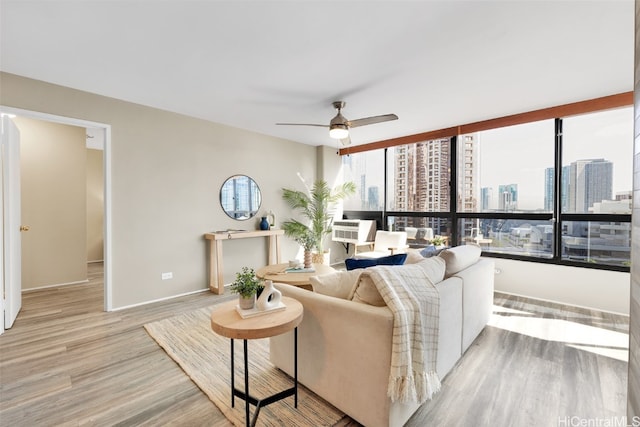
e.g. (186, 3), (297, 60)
(282, 180), (356, 254)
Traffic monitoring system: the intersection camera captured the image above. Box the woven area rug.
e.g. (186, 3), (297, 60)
(144, 306), (344, 427)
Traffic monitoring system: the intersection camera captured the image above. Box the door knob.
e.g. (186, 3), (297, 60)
(19, 225), (30, 232)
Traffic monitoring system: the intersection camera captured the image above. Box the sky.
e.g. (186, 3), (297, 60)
(479, 106), (633, 211)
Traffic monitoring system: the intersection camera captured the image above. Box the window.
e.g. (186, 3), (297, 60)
(339, 97), (631, 272)
(389, 215), (452, 249)
(562, 107), (632, 215)
(559, 107), (633, 267)
(458, 120), (555, 213)
(386, 140), (450, 212)
(562, 221), (631, 266)
(342, 150), (384, 211)
(458, 218), (553, 259)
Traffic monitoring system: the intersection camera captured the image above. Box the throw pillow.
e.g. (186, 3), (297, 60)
(415, 256), (446, 284)
(344, 253), (407, 271)
(348, 274), (386, 306)
(309, 270), (362, 299)
(438, 244), (481, 278)
(420, 245), (445, 258)
(404, 250), (425, 264)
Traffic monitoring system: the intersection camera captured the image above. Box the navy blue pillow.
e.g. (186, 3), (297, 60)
(345, 253), (408, 271)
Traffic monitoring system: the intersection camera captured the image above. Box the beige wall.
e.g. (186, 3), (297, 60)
(86, 148), (104, 262)
(15, 116), (87, 289)
(628, 0), (640, 418)
(1, 72), (317, 308)
(316, 144), (352, 264)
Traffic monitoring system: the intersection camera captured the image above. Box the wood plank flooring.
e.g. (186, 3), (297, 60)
(0, 263), (630, 426)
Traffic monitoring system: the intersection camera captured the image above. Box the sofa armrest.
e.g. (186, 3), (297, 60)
(270, 283), (395, 427)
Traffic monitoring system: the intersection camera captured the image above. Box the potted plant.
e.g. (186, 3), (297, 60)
(282, 180), (356, 264)
(229, 266), (263, 310)
(431, 236), (446, 248)
(294, 230), (316, 268)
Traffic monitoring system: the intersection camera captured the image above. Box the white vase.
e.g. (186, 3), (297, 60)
(256, 280), (282, 311)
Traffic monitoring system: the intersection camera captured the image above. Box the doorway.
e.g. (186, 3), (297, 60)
(0, 106), (112, 334)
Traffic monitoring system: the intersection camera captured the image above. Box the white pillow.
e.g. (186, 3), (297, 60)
(309, 270), (362, 299)
(404, 250), (425, 264)
(348, 274), (386, 306)
(438, 244), (481, 278)
(415, 256), (446, 284)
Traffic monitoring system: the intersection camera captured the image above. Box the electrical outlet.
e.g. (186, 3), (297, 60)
(161, 272), (173, 280)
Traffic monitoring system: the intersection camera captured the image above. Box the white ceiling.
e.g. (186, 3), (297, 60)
(0, 0), (634, 148)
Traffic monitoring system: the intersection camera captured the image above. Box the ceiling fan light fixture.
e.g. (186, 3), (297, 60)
(329, 124), (349, 139)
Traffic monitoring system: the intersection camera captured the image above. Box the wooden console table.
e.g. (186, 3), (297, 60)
(204, 229), (284, 294)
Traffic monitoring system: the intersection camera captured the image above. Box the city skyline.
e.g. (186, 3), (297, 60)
(342, 106), (632, 214)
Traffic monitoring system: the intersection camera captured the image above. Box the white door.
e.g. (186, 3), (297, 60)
(2, 115), (22, 329)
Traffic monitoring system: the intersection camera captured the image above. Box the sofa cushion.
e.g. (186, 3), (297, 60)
(309, 270), (362, 299)
(438, 244), (481, 278)
(420, 245), (446, 258)
(345, 253), (407, 271)
(348, 256), (446, 306)
(404, 250), (425, 264)
(349, 274), (386, 306)
(415, 256), (446, 284)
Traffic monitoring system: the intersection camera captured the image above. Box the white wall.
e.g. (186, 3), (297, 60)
(493, 257), (630, 314)
(627, 0), (639, 417)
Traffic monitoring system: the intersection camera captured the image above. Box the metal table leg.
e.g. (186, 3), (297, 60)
(229, 327), (299, 427)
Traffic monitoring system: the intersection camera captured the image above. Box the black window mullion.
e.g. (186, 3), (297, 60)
(383, 148), (388, 230)
(554, 118), (563, 262)
(449, 136), (458, 246)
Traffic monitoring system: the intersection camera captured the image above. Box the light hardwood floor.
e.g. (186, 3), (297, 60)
(0, 263), (630, 426)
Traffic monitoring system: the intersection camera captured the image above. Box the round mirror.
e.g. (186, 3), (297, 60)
(220, 175), (262, 220)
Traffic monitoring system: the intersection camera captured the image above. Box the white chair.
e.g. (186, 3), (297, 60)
(354, 231), (409, 259)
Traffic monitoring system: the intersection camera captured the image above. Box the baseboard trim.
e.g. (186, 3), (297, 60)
(23, 279), (90, 293)
(110, 288), (210, 312)
(494, 290), (630, 317)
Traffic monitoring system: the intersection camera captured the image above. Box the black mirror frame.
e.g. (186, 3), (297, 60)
(219, 175), (262, 220)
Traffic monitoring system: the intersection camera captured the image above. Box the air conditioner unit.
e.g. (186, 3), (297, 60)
(332, 220), (376, 245)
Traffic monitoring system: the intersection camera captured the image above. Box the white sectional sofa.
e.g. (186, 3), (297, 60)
(269, 244), (495, 427)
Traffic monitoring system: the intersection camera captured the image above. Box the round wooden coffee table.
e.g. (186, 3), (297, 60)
(210, 297), (303, 427)
(255, 263), (336, 290)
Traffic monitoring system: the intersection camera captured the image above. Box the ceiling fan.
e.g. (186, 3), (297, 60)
(276, 101), (398, 146)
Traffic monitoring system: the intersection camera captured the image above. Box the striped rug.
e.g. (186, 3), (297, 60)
(144, 306), (345, 427)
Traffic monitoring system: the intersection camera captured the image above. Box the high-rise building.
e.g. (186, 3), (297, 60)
(394, 145), (409, 210)
(544, 165), (571, 212)
(393, 139), (450, 234)
(457, 135), (479, 212)
(568, 158), (613, 213)
(544, 167), (554, 211)
(498, 184), (518, 211)
(481, 187), (492, 211)
(367, 187), (380, 210)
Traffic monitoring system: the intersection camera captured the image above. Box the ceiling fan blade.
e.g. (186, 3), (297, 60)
(347, 114), (398, 128)
(340, 135), (352, 146)
(275, 122), (328, 127)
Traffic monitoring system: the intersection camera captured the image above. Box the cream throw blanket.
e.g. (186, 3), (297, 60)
(361, 264), (442, 403)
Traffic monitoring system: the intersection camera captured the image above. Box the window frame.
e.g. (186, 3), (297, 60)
(339, 93), (632, 273)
